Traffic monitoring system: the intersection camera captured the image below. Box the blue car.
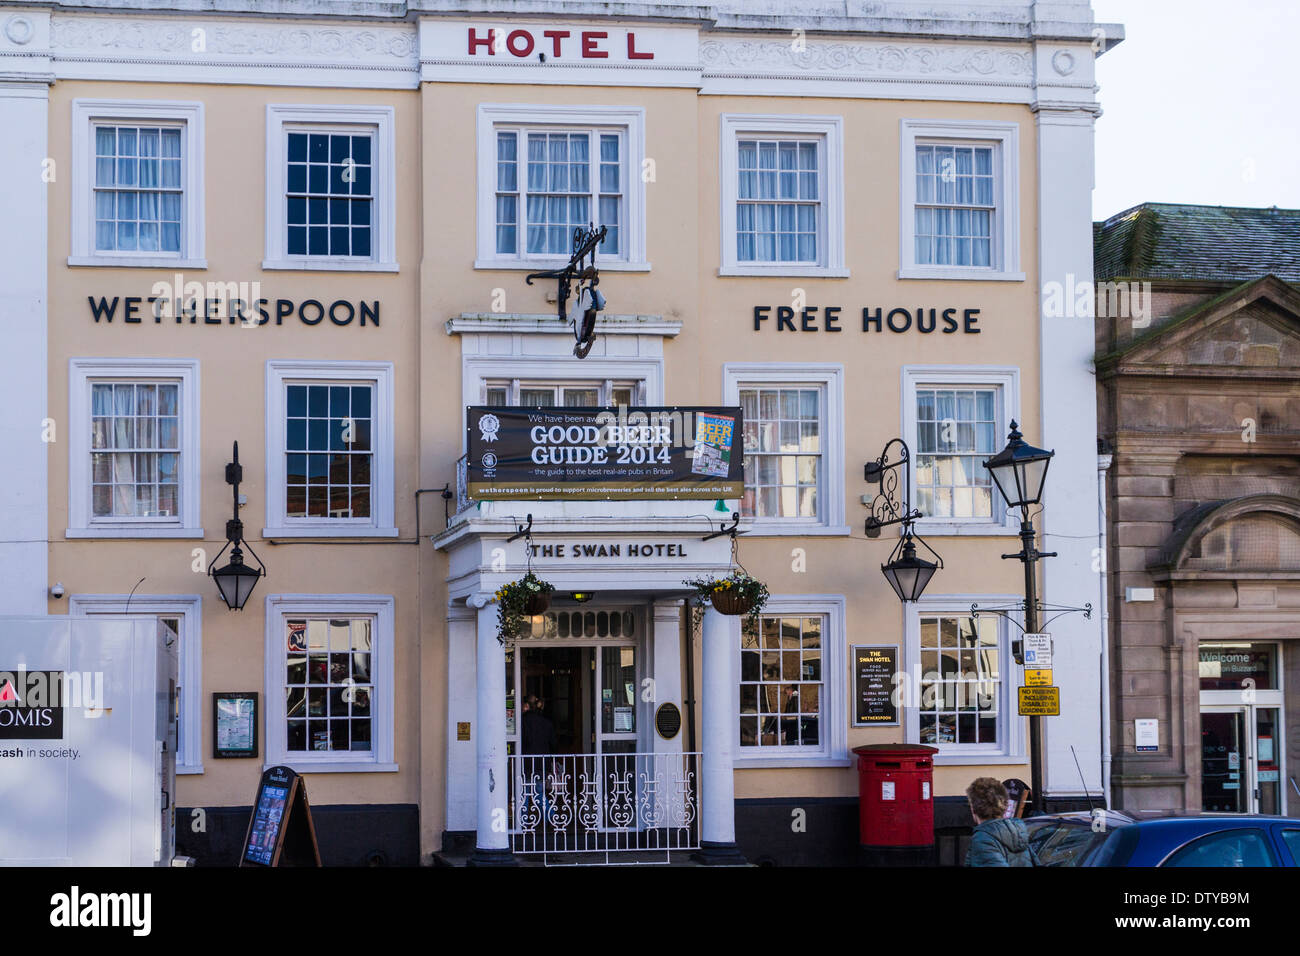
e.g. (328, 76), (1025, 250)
(1023, 811), (1300, 866)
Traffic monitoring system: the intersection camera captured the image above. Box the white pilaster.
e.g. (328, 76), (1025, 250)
(1033, 79), (1105, 799)
(0, 77), (50, 614)
(444, 605), (477, 833)
(470, 595), (514, 863)
(651, 599), (684, 757)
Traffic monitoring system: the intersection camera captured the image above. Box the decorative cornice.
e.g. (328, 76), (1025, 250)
(700, 37), (1032, 81)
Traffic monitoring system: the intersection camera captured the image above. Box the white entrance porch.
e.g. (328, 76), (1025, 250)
(434, 502), (747, 865)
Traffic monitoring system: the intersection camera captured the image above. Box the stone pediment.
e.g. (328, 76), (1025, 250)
(1098, 275), (1300, 377)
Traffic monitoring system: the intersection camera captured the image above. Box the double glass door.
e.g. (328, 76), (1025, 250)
(1201, 705), (1283, 814)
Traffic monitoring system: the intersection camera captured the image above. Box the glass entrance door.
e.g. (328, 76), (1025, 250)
(1200, 704), (1285, 814)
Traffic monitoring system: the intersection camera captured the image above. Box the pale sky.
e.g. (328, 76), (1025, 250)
(1091, 0), (1300, 221)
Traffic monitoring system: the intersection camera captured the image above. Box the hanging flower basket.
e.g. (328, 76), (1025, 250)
(709, 588), (754, 616)
(683, 570), (770, 636)
(495, 572), (556, 643)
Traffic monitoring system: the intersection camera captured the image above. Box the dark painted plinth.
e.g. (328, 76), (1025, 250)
(692, 840), (750, 866)
(467, 846), (519, 867)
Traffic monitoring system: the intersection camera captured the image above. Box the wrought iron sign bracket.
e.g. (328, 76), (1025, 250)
(863, 438), (923, 538)
(525, 224), (608, 358)
(506, 513), (534, 545)
(702, 511), (743, 542)
(969, 600), (1094, 663)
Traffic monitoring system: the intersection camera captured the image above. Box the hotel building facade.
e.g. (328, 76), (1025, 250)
(0, 0), (1119, 865)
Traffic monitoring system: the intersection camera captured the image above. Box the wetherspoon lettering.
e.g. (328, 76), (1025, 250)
(753, 305), (981, 334)
(87, 296), (379, 328)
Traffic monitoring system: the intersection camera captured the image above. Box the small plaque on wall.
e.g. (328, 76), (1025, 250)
(655, 703), (682, 740)
(213, 692), (259, 759)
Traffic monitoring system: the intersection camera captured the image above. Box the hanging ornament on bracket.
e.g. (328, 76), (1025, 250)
(526, 223), (608, 360)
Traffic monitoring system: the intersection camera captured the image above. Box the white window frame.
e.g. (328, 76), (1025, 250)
(263, 593), (397, 773)
(902, 593), (1027, 765)
(719, 113), (846, 278)
(901, 365), (1021, 536)
(898, 119), (1022, 282)
(722, 363), (847, 536)
(475, 104), (648, 271)
(733, 594), (848, 768)
(263, 104), (397, 273)
(264, 360), (396, 538)
(67, 358), (202, 538)
(482, 378), (646, 407)
(69, 99), (206, 269)
(69, 593), (204, 774)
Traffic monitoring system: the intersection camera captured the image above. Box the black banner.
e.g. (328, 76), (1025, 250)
(466, 405), (743, 500)
(853, 646), (899, 726)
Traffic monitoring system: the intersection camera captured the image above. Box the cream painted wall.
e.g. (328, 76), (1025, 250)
(46, 81), (426, 811)
(46, 72), (1047, 855)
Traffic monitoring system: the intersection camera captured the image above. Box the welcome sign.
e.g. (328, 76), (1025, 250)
(466, 406), (744, 500)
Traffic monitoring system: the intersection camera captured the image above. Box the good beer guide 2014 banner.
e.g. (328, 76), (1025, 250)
(466, 406), (744, 500)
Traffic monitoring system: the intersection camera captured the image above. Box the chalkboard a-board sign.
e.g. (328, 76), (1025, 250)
(853, 645), (899, 726)
(239, 765), (322, 867)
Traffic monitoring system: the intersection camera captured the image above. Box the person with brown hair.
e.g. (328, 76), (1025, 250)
(965, 777), (1033, 867)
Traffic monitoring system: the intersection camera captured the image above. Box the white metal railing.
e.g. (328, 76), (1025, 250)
(508, 751), (700, 864)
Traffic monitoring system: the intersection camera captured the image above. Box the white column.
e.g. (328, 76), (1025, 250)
(469, 595), (514, 864)
(0, 75), (51, 614)
(697, 606), (745, 863)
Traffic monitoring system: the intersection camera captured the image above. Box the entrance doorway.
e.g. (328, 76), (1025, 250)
(1198, 642), (1286, 814)
(505, 607), (641, 757)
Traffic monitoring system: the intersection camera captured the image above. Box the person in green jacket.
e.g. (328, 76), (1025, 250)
(965, 777), (1034, 867)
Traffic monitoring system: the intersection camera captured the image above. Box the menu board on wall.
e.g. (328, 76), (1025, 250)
(853, 645), (899, 726)
(465, 406), (744, 500)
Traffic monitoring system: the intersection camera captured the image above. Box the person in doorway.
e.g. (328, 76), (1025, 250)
(965, 777), (1034, 867)
(521, 695), (559, 829)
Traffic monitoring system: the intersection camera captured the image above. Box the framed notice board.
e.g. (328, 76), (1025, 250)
(213, 692), (259, 759)
(852, 645), (899, 726)
(239, 765), (322, 867)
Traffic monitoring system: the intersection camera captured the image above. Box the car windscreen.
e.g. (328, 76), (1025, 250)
(1025, 819), (1114, 866)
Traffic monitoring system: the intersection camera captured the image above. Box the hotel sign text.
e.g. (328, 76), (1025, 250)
(753, 305), (982, 334)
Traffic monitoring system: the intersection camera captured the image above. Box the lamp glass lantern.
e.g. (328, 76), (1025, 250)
(982, 420), (1055, 511)
(212, 546), (262, 611)
(881, 531), (939, 603)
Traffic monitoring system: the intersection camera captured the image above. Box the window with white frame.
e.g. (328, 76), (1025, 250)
(69, 595), (203, 773)
(476, 105), (646, 269)
(70, 100), (205, 267)
(264, 361), (395, 537)
(899, 120), (1021, 281)
(720, 114), (845, 277)
(723, 364), (846, 535)
(903, 596), (1024, 761)
(483, 379), (641, 408)
(264, 595), (395, 770)
(68, 359), (201, 538)
(264, 105), (396, 272)
(734, 595), (846, 767)
(902, 366), (1018, 534)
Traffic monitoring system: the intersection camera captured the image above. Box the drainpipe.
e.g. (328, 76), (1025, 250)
(684, 607), (698, 757)
(1098, 451), (1114, 808)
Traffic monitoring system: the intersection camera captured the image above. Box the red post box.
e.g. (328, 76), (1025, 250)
(852, 743), (937, 866)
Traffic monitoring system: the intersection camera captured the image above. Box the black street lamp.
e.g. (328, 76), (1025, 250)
(983, 420), (1056, 813)
(864, 438), (943, 603)
(209, 441), (266, 611)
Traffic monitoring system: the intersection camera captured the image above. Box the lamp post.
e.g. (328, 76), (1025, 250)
(209, 441), (266, 610)
(864, 438), (943, 603)
(982, 420), (1056, 813)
